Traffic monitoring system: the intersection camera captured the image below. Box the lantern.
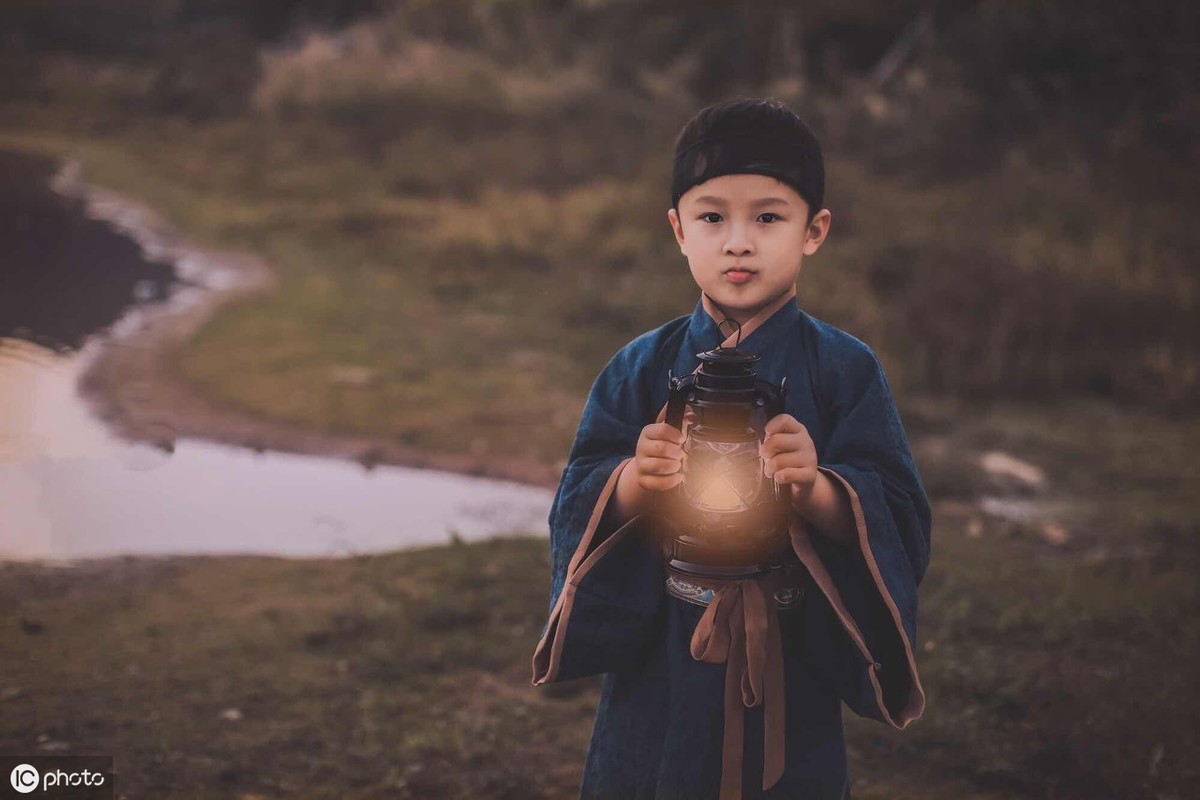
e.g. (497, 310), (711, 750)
(653, 338), (793, 578)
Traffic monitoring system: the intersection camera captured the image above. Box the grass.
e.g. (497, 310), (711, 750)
(1, 538), (584, 799)
(2, 401), (1196, 798)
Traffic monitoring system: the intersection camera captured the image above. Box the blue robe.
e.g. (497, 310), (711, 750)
(532, 296), (931, 800)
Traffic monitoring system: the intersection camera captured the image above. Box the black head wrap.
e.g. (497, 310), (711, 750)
(671, 115), (824, 215)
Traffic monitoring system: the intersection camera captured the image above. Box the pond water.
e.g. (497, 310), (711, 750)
(0, 150), (553, 561)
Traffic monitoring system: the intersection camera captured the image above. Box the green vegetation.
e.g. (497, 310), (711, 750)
(2, 402), (1196, 797)
(2, 3), (1197, 465)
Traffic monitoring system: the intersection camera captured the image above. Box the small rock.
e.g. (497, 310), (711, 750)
(1040, 522), (1071, 546)
(39, 739), (71, 752)
(966, 517), (984, 538)
(219, 708), (243, 721)
(979, 451), (1045, 489)
(328, 365), (375, 387)
(979, 496), (1042, 524)
(863, 92), (889, 120)
(357, 446), (385, 471)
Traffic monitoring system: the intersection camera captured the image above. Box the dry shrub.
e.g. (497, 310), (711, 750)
(252, 22), (604, 122)
(412, 181), (664, 271)
(884, 243), (1197, 408)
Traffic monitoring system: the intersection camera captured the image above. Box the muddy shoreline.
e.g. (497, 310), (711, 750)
(52, 158), (563, 490)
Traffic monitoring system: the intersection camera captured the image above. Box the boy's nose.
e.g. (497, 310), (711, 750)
(722, 221), (756, 256)
(723, 235), (754, 257)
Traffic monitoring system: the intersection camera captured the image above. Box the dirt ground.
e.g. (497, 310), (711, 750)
(3, 489), (1194, 800)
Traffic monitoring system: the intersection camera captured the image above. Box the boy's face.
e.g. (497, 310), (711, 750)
(667, 173), (831, 325)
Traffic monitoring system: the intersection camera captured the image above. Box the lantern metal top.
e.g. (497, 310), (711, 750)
(697, 316), (760, 369)
(696, 345), (761, 368)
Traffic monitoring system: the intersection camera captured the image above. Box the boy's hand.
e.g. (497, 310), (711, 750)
(760, 414), (818, 505)
(634, 422), (687, 492)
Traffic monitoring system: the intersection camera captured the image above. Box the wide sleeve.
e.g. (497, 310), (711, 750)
(789, 346), (931, 728)
(531, 347), (667, 685)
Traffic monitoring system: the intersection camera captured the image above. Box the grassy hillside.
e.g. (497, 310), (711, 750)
(2, 5), (1197, 465)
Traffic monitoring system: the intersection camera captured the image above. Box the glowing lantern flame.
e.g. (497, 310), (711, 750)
(684, 441), (764, 513)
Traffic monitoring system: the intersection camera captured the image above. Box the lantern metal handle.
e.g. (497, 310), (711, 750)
(754, 375), (787, 429)
(757, 376), (788, 502)
(665, 372), (696, 432)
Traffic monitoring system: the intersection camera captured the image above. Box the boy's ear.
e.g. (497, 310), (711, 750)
(667, 207), (686, 251)
(802, 209), (832, 256)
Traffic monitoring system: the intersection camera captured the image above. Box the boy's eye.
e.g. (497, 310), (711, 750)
(697, 212), (783, 224)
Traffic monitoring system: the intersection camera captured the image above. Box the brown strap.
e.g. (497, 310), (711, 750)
(688, 572), (787, 797)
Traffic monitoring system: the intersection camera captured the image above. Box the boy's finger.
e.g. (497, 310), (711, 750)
(640, 473), (684, 492)
(641, 439), (685, 460)
(769, 451), (813, 471)
(764, 414), (805, 436)
(647, 422), (687, 444)
(771, 467), (808, 485)
(639, 456), (682, 475)
(763, 431), (792, 455)
(760, 431), (810, 457)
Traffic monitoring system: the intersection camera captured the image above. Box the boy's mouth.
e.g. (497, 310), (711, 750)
(724, 267), (755, 284)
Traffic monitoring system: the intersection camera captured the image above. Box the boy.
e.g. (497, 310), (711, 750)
(532, 98), (931, 800)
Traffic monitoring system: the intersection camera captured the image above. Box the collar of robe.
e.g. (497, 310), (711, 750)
(701, 284), (799, 349)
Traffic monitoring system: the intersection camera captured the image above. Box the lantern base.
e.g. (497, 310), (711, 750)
(663, 530), (793, 573)
(665, 558), (770, 580)
(652, 485), (792, 572)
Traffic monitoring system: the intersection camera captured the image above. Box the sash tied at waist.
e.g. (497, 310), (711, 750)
(687, 569), (788, 799)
